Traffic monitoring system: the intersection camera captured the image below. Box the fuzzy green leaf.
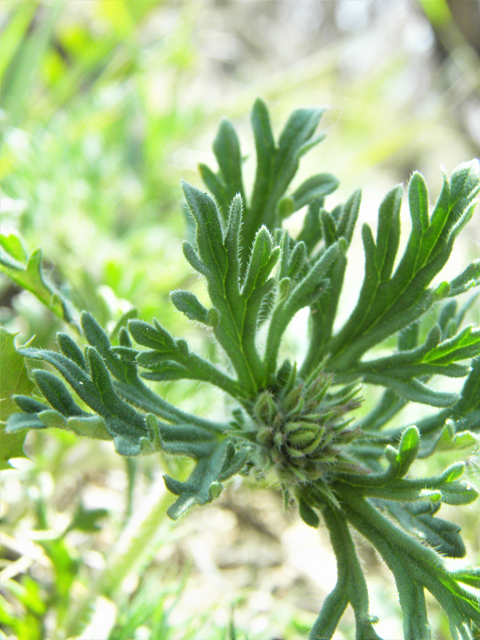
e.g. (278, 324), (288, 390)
(17, 344), (148, 444)
(327, 162), (480, 372)
(265, 241), (344, 377)
(164, 440), (231, 519)
(364, 374), (459, 407)
(170, 290), (210, 325)
(182, 182), (227, 281)
(33, 369), (85, 417)
(387, 502), (467, 559)
(212, 119), (245, 212)
(298, 498), (320, 528)
(356, 324), (480, 382)
(38, 410), (111, 441)
(291, 173), (339, 211)
(128, 318), (176, 352)
(6, 412), (46, 433)
(130, 318), (243, 398)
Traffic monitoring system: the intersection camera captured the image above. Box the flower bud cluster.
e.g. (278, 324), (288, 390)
(252, 373), (362, 485)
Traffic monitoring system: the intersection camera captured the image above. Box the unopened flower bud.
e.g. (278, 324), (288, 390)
(254, 391), (277, 425)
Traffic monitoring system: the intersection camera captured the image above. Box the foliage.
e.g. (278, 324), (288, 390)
(0, 326), (36, 470)
(2, 99), (480, 640)
(0, 0), (204, 340)
(0, 231), (80, 329)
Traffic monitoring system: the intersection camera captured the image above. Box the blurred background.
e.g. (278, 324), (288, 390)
(1, 1), (479, 639)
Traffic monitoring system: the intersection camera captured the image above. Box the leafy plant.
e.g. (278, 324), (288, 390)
(2, 99), (480, 639)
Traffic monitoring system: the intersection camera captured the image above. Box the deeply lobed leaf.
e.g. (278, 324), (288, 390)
(1, 100), (479, 640)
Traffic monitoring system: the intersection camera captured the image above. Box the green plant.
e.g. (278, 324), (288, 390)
(2, 99), (480, 639)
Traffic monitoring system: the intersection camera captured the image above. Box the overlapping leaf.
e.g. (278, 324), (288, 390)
(331, 482), (480, 640)
(199, 98), (338, 270)
(162, 436), (250, 519)
(300, 191), (362, 372)
(7, 342), (148, 455)
(128, 317), (242, 398)
(264, 236), (345, 378)
(324, 162), (480, 374)
(180, 187), (280, 392)
(386, 501), (467, 559)
(6, 312), (229, 454)
(357, 324), (480, 380)
(323, 424), (480, 639)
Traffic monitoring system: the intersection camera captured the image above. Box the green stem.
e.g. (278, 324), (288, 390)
(123, 457), (136, 524)
(114, 379), (229, 433)
(187, 351), (247, 400)
(342, 497), (431, 640)
(309, 574), (349, 640)
(310, 501), (382, 640)
(300, 330), (327, 380)
(335, 482), (480, 636)
(211, 293), (263, 394)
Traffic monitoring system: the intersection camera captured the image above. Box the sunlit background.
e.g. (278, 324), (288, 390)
(1, 1), (479, 639)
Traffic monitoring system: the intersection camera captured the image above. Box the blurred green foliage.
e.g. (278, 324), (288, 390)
(1, 1), (479, 639)
(1, 0), (206, 342)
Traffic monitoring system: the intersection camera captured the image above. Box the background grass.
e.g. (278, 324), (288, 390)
(1, 1), (479, 638)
